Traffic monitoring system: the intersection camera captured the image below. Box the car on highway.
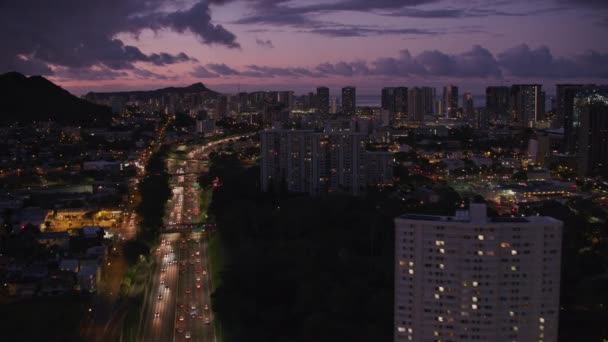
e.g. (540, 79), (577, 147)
(185, 289), (191, 294)
(178, 315), (185, 321)
(185, 331), (191, 339)
(157, 294), (162, 301)
(205, 317), (211, 325)
(196, 283), (201, 289)
(204, 304), (209, 311)
(154, 312), (160, 318)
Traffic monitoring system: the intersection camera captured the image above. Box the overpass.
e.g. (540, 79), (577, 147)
(161, 222), (216, 233)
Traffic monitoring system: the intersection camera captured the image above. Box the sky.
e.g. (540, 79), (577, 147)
(1, 0), (608, 96)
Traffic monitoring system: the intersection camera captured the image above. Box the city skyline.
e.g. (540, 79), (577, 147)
(1, 0), (608, 95)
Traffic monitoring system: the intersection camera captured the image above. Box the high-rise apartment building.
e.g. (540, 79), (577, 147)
(486, 86), (510, 121)
(575, 88), (608, 176)
(394, 203), (562, 342)
(511, 84), (544, 126)
(261, 129), (393, 195)
(317, 87), (330, 116)
(443, 84), (459, 118)
(382, 87), (408, 123)
(463, 91), (474, 119)
(408, 87), (435, 122)
(342, 86), (357, 116)
(555, 84), (595, 152)
(330, 96), (338, 114)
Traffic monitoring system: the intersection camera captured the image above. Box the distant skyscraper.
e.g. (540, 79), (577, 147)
(511, 84), (544, 126)
(463, 91), (474, 119)
(214, 95), (228, 119)
(486, 86), (510, 121)
(316, 87), (330, 115)
(394, 87), (408, 117)
(342, 86), (356, 116)
(575, 88), (608, 176)
(382, 87), (408, 123)
(382, 87), (395, 112)
(277, 91), (294, 111)
(555, 84), (597, 152)
(330, 96), (338, 114)
(408, 87), (435, 122)
(442, 84), (459, 118)
(394, 204), (563, 342)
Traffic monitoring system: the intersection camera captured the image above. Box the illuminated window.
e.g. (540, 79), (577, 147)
(438, 316), (444, 322)
(509, 311), (515, 317)
(539, 318), (545, 323)
(471, 304), (478, 310)
(478, 235), (484, 240)
(439, 264), (445, 269)
(398, 327), (405, 333)
(513, 326), (519, 332)
(472, 297), (478, 302)
(409, 261), (414, 267)
(439, 248), (445, 254)
(438, 286), (445, 292)
(477, 250), (484, 256)
(434, 294), (440, 299)
(501, 242), (510, 248)
(435, 240), (445, 246)
(399, 260), (406, 266)
(511, 250), (518, 255)
(408, 328), (413, 334)
(408, 269), (414, 275)
(511, 266), (518, 271)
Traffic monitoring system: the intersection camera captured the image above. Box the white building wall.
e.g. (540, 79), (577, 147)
(395, 205), (562, 342)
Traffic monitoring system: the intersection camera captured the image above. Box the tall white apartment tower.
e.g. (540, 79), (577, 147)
(394, 204), (562, 342)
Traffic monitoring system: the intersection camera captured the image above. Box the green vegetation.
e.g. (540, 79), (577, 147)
(204, 153), (398, 342)
(208, 232), (225, 292)
(136, 145), (171, 245)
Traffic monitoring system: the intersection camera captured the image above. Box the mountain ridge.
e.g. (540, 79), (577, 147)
(0, 72), (112, 125)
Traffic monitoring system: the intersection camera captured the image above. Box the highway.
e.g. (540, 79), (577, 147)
(140, 146), (215, 342)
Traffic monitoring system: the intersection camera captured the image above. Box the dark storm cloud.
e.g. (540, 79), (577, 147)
(229, 0), (545, 34)
(255, 39), (275, 48)
(498, 44), (608, 78)
(0, 0), (238, 77)
(306, 27), (440, 37)
(207, 63), (243, 76)
(53, 67), (130, 81)
(190, 66), (221, 78)
(198, 44), (608, 80)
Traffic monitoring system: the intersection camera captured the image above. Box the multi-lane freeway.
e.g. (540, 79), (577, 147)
(141, 232), (215, 342)
(140, 144), (215, 342)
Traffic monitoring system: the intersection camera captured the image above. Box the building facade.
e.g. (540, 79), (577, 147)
(575, 88), (608, 176)
(317, 87), (330, 116)
(342, 86), (357, 116)
(486, 86), (510, 122)
(443, 85), (459, 118)
(394, 204), (562, 342)
(510, 85), (544, 127)
(261, 129), (393, 195)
